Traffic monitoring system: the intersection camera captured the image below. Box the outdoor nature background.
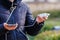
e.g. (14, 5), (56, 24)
(22, 0), (60, 40)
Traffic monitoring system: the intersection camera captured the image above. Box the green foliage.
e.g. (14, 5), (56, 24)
(40, 19), (60, 32)
(40, 22), (53, 32)
(34, 31), (60, 40)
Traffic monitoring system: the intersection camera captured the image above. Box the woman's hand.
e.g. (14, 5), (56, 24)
(36, 13), (50, 23)
(36, 16), (47, 23)
(4, 23), (18, 30)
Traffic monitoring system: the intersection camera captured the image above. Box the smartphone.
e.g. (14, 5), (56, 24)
(37, 13), (50, 19)
(38, 13), (50, 17)
(8, 23), (17, 27)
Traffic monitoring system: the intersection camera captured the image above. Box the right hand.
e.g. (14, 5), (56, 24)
(4, 23), (18, 30)
(36, 16), (46, 23)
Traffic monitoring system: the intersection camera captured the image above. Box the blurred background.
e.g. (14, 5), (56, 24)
(22, 0), (60, 40)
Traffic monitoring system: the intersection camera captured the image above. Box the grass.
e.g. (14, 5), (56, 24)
(46, 18), (60, 26)
(34, 31), (60, 40)
(40, 18), (60, 32)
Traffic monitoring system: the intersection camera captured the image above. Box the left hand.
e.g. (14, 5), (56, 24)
(36, 16), (47, 23)
(4, 23), (18, 30)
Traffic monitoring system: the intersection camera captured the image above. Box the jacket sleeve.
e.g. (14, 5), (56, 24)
(25, 7), (44, 36)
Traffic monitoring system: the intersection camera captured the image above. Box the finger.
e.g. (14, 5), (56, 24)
(4, 23), (8, 25)
(36, 16), (43, 20)
(10, 27), (17, 30)
(36, 16), (44, 23)
(16, 23), (18, 27)
(43, 17), (48, 20)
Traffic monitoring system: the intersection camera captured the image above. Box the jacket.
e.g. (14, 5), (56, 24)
(0, 0), (44, 40)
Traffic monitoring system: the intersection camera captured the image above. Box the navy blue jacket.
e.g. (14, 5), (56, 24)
(0, 0), (44, 40)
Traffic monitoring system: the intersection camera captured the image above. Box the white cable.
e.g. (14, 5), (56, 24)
(5, 2), (17, 40)
(6, 6), (16, 23)
(5, 2), (37, 40)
